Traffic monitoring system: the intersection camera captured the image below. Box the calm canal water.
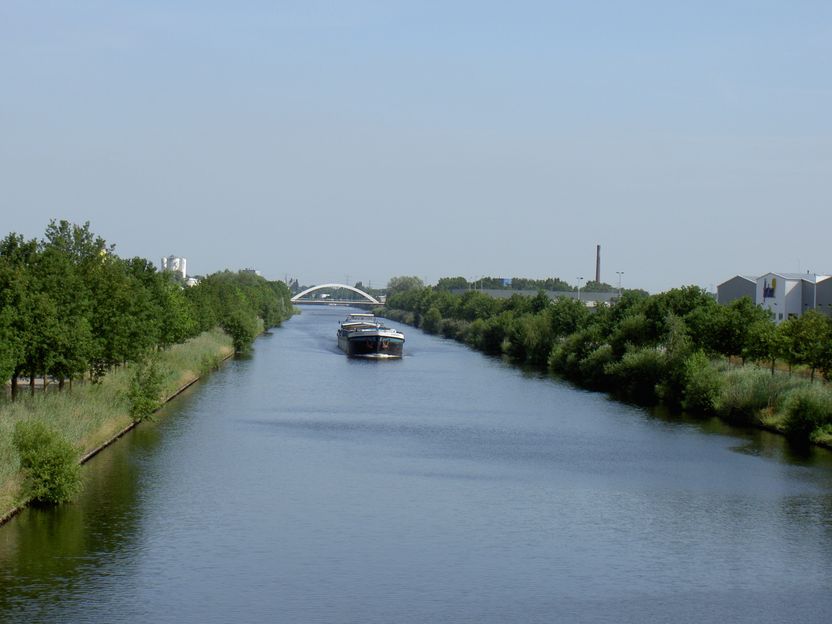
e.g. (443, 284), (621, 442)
(2, 306), (832, 623)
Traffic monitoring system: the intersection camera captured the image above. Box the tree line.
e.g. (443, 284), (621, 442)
(434, 275), (648, 295)
(0, 221), (293, 399)
(384, 280), (832, 443)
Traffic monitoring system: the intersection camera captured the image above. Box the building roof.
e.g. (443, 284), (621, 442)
(718, 275), (757, 286)
(765, 272), (831, 283)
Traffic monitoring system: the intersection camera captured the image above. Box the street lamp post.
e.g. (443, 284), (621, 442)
(616, 271), (624, 299)
(577, 277), (585, 302)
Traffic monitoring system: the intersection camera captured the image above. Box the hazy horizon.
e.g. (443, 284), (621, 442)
(2, 2), (830, 293)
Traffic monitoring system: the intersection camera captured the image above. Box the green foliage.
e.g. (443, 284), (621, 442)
(126, 356), (166, 422)
(221, 309), (260, 353)
(439, 318), (468, 340)
(13, 420), (82, 505)
(421, 306), (442, 334)
(459, 291), (499, 321)
(463, 318), (486, 349)
(480, 312), (513, 355)
(386, 275), (425, 297)
(435, 276), (470, 290)
(548, 297), (590, 338)
(742, 318), (779, 372)
(578, 344), (615, 390)
(504, 312), (553, 366)
(782, 385), (832, 442)
(609, 313), (652, 357)
(604, 347), (666, 404)
(472, 275), (574, 292)
(655, 314), (693, 408)
(788, 311), (832, 380)
(0, 301), (21, 383)
(548, 327), (602, 378)
(681, 351), (723, 414)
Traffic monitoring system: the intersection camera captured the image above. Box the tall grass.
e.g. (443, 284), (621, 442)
(1, 328), (233, 515)
(716, 366), (805, 426)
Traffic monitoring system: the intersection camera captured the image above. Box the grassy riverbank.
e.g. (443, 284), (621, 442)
(0, 328), (233, 517)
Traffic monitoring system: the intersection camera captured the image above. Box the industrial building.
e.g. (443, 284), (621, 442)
(717, 272), (832, 322)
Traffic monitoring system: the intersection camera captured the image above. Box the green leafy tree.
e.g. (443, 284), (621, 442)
(127, 355), (166, 421)
(222, 308), (260, 353)
(0, 261), (24, 385)
(743, 318), (779, 375)
(435, 276), (470, 290)
(792, 311), (832, 381)
(387, 275), (425, 297)
(459, 290), (499, 321)
(548, 297), (590, 338)
(777, 318), (801, 375)
(35, 243), (94, 388)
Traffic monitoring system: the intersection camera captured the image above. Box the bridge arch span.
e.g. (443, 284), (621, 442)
(291, 283), (380, 304)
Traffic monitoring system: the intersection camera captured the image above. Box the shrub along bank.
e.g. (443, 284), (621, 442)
(383, 284), (832, 447)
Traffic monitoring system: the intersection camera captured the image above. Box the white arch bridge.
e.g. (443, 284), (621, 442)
(290, 283), (383, 306)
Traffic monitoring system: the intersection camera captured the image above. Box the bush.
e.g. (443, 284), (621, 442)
(579, 344), (615, 390)
(681, 351), (723, 415)
(549, 328), (601, 378)
(782, 385), (832, 442)
(421, 306), (442, 334)
(13, 420), (82, 505)
(604, 347), (666, 404)
(480, 313), (512, 355)
(439, 318), (468, 340)
(463, 318), (486, 349)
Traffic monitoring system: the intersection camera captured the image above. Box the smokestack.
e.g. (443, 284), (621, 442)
(595, 244), (601, 284)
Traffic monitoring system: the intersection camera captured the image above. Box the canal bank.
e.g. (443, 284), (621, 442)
(0, 328), (236, 526)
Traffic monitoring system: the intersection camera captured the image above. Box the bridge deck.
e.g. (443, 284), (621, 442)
(292, 300), (383, 306)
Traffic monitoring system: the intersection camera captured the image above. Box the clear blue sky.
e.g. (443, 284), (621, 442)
(2, 1), (830, 292)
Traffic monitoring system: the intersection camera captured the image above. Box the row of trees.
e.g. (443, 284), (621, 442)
(434, 275), (648, 295)
(388, 282), (832, 377)
(0, 221), (293, 399)
(384, 281), (832, 440)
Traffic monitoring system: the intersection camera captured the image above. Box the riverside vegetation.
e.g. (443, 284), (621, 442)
(383, 277), (832, 447)
(0, 221), (293, 513)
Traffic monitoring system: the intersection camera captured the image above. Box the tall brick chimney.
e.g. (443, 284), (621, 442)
(595, 245), (601, 284)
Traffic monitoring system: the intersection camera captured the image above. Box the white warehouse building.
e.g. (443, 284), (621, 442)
(718, 272), (832, 323)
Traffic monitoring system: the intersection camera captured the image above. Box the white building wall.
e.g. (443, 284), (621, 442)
(758, 273), (787, 322)
(758, 273), (809, 323)
(783, 278), (802, 319)
(161, 255), (187, 279)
